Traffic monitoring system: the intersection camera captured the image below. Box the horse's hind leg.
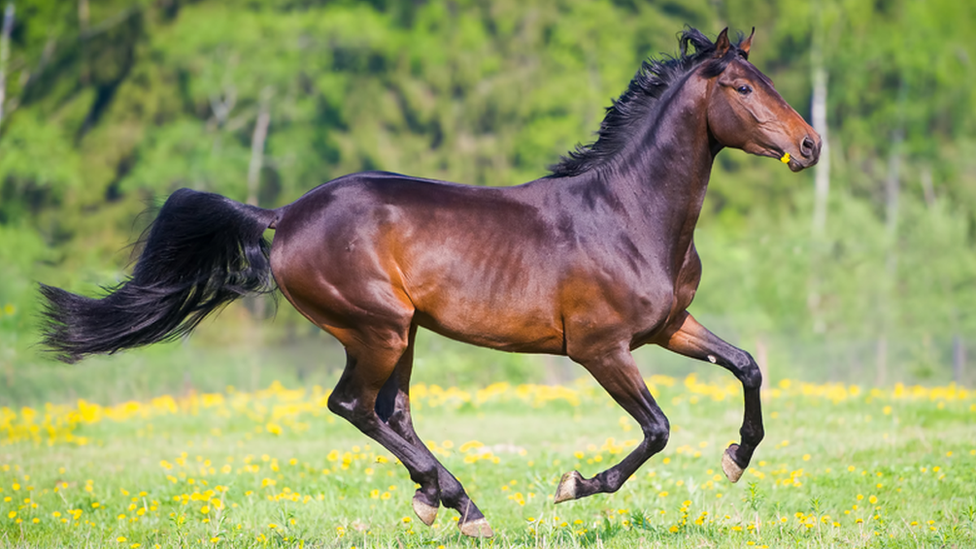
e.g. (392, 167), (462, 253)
(554, 345), (671, 502)
(325, 331), (446, 521)
(375, 325), (492, 537)
(656, 311), (764, 482)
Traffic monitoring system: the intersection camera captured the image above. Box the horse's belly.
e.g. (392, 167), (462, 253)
(412, 288), (565, 354)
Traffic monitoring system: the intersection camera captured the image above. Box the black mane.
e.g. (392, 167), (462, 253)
(548, 28), (746, 178)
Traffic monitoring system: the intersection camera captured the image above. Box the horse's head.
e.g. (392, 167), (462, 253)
(703, 28), (821, 172)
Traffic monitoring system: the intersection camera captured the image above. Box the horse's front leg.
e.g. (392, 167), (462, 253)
(656, 311), (764, 482)
(554, 345), (671, 502)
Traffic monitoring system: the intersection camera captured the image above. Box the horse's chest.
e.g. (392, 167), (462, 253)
(672, 245), (703, 310)
(625, 245), (702, 343)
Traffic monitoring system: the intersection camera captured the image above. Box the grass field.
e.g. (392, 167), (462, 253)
(2, 373), (974, 548)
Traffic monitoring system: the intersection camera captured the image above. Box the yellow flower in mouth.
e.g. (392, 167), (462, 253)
(780, 152), (791, 163)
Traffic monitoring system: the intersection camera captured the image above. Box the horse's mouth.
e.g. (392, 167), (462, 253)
(762, 147), (817, 172)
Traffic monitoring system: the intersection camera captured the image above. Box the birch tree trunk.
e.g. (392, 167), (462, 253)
(0, 2), (14, 127)
(810, 45), (830, 238)
(807, 4), (830, 334)
(877, 80), (907, 386)
(247, 88), (272, 207)
(245, 88), (272, 321)
(78, 0), (90, 85)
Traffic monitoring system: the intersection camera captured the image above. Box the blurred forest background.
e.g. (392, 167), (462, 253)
(1, 0), (975, 405)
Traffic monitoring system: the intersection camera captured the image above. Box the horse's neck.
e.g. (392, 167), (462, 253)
(608, 76), (716, 254)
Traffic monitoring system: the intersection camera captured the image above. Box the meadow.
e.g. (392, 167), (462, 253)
(2, 371), (974, 549)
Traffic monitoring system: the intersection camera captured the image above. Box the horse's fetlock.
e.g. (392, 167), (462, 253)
(741, 424), (764, 446)
(410, 466), (439, 492)
(643, 420), (670, 453)
(438, 484), (465, 508)
(738, 356), (762, 390)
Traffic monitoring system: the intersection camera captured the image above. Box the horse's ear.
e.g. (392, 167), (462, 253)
(714, 27), (731, 58)
(740, 27), (755, 58)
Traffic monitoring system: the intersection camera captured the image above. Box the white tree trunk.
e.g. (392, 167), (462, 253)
(807, 4), (831, 334)
(811, 65), (830, 237)
(877, 80), (906, 385)
(246, 88), (272, 206)
(0, 3), (15, 126)
(78, 0), (89, 85)
(245, 88), (272, 321)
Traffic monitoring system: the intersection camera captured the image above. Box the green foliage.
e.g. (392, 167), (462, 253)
(1, 0), (974, 382)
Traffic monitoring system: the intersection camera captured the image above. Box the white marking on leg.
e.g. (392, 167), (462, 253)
(708, 355), (717, 364)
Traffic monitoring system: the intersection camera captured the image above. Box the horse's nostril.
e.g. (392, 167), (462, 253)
(800, 136), (815, 158)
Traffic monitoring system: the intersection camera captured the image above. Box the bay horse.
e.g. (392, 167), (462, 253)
(41, 28), (820, 537)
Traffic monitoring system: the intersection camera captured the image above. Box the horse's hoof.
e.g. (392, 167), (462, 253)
(412, 495), (438, 526)
(458, 517), (493, 538)
(722, 444), (744, 483)
(554, 470), (583, 504)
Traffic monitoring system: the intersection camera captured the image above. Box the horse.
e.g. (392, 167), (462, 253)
(40, 27), (820, 537)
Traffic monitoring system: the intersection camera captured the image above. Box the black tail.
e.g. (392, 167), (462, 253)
(40, 189), (278, 363)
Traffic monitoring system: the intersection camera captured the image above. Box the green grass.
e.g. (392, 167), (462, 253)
(2, 375), (975, 548)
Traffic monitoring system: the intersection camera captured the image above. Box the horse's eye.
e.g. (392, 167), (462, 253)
(736, 85), (753, 95)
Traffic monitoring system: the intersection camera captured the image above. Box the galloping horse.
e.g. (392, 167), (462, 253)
(41, 28), (820, 537)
